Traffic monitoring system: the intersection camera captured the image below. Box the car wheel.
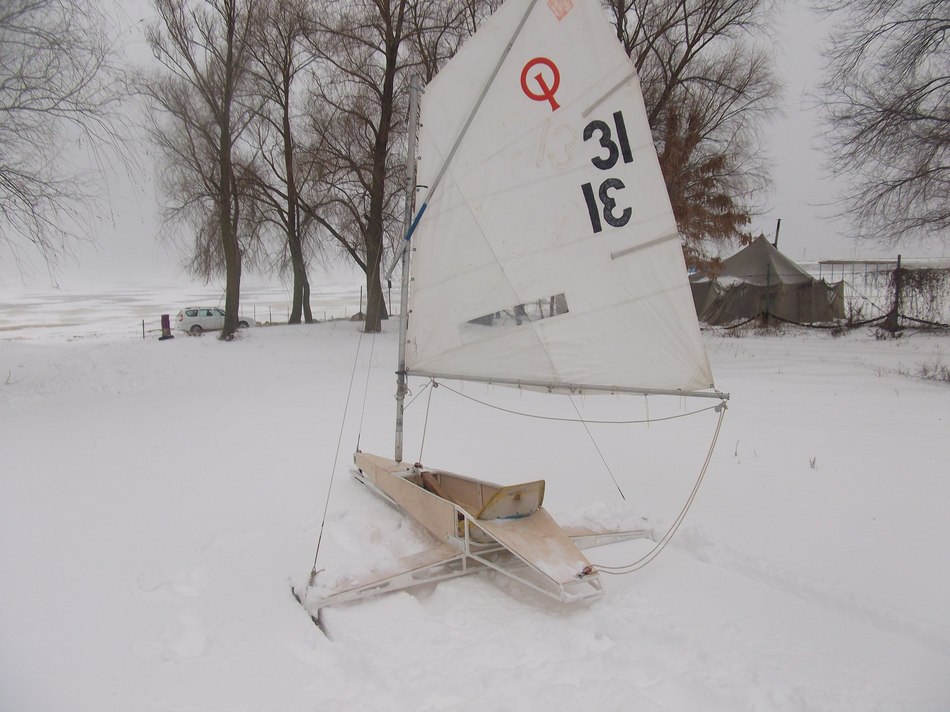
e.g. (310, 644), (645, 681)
(238, 320), (249, 329)
(190, 324), (203, 335)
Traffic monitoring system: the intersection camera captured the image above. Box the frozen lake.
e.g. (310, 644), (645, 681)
(0, 282), (367, 342)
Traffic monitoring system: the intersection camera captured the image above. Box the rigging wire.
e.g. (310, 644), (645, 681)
(568, 394), (626, 501)
(391, 372), (726, 576)
(428, 378), (728, 514)
(592, 401), (727, 575)
(435, 379), (722, 424)
(355, 330), (377, 451)
(430, 379), (726, 509)
(404, 378), (433, 410)
(308, 325), (367, 582)
(417, 380), (437, 462)
(420, 376), (727, 575)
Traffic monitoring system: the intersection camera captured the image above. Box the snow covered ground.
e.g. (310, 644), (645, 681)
(1, 288), (948, 711)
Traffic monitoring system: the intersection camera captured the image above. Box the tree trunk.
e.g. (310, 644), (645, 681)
(288, 252), (313, 324)
(302, 278), (313, 323)
(363, 240), (385, 331)
(219, 127), (241, 340)
(287, 231), (307, 324)
(222, 237), (242, 338)
(362, 17), (401, 333)
(281, 69), (311, 326)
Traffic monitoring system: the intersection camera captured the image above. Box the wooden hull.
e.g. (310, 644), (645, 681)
(298, 452), (655, 614)
(352, 452), (601, 600)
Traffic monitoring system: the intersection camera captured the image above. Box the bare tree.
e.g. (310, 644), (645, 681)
(405, 0), (497, 83)
(607, 0), (779, 265)
(245, 0), (316, 324)
(0, 0), (125, 273)
(143, 0), (259, 339)
(304, 0), (417, 333)
(304, 0), (493, 333)
(820, 0), (950, 246)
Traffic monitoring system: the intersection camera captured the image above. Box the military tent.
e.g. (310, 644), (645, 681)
(691, 236), (845, 325)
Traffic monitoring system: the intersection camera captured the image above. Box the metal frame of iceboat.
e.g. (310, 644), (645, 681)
(307, 452), (655, 612)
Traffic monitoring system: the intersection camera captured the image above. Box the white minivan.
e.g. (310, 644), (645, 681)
(176, 307), (251, 334)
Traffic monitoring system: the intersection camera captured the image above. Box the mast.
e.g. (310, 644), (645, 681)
(395, 76), (421, 463)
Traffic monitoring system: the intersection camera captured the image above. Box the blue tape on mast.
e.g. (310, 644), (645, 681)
(404, 202), (428, 242)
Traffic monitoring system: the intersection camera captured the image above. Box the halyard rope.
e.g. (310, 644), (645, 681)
(593, 401), (727, 574)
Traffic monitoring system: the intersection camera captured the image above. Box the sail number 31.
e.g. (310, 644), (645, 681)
(581, 111), (632, 234)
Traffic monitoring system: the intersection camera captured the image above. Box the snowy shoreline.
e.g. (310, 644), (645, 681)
(0, 283), (365, 342)
(1, 306), (948, 711)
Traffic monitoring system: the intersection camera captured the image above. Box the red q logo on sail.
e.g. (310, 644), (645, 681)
(520, 57), (561, 112)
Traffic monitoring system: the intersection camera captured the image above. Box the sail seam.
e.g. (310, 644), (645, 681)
(582, 68), (638, 118)
(610, 232), (679, 260)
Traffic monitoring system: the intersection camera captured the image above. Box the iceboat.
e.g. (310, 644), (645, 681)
(302, 0), (728, 618)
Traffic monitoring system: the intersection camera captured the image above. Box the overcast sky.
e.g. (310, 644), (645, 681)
(2, 1), (946, 290)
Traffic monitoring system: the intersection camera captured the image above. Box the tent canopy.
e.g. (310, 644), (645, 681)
(716, 235), (813, 286)
(690, 236), (845, 325)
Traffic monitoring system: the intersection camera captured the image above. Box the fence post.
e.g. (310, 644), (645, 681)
(895, 254), (903, 319)
(884, 254), (902, 332)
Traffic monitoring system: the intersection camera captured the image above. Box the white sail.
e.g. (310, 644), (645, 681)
(405, 0), (714, 395)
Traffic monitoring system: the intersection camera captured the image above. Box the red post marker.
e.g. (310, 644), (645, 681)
(159, 313), (174, 341)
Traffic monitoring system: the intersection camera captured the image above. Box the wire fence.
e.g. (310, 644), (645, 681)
(824, 259), (950, 329)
